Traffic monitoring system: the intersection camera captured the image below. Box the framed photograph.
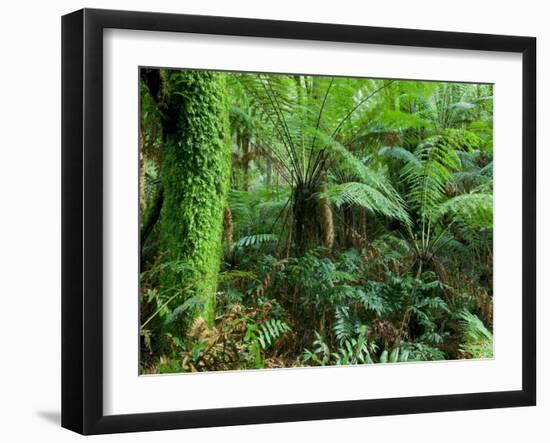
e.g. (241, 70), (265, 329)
(61, 8), (536, 435)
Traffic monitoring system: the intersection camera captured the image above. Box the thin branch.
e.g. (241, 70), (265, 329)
(261, 76), (304, 184)
(305, 77), (334, 181)
(240, 76), (299, 184)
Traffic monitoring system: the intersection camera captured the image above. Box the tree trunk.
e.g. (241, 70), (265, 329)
(292, 184), (320, 256)
(223, 206), (234, 253)
(242, 137), (250, 191)
(265, 153), (272, 186)
(318, 173), (334, 251)
(292, 181), (334, 255)
(155, 69), (231, 327)
(139, 122), (147, 214)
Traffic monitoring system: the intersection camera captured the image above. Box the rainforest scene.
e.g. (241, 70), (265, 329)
(139, 68), (494, 374)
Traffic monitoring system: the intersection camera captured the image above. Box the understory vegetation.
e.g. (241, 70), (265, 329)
(139, 68), (493, 374)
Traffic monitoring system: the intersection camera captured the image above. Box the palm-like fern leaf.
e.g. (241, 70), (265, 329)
(437, 190), (493, 229)
(324, 182), (410, 224)
(401, 134), (465, 222)
(233, 233), (278, 249)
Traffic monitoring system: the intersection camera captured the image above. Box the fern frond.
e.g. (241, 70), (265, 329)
(324, 182), (410, 224)
(401, 135), (462, 221)
(233, 234), (278, 249)
(379, 146), (420, 166)
(437, 191), (493, 229)
(458, 310), (493, 359)
(258, 319), (291, 350)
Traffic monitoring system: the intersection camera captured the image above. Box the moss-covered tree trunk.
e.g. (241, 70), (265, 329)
(158, 69), (231, 327)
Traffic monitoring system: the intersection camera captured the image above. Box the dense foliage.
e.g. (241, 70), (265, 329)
(139, 68), (493, 373)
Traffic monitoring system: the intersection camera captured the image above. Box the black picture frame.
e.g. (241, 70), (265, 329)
(62, 8), (536, 435)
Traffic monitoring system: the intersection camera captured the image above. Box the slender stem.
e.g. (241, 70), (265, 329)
(305, 78), (334, 181)
(140, 292), (180, 331)
(260, 76), (304, 184)
(240, 77), (299, 184)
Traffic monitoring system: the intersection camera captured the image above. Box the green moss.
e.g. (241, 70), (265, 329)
(159, 70), (231, 327)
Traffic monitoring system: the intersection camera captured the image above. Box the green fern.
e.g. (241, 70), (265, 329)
(437, 190), (493, 229)
(233, 234), (278, 249)
(401, 135), (462, 222)
(332, 336), (374, 365)
(244, 319), (291, 368)
(458, 310), (493, 359)
(379, 146), (420, 166)
(303, 331), (376, 366)
(333, 307), (360, 342)
(324, 181), (410, 224)
(257, 319), (291, 349)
